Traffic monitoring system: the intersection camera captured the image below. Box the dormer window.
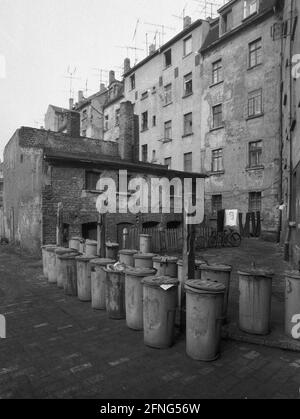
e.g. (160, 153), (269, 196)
(222, 10), (233, 34)
(244, 0), (258, 20)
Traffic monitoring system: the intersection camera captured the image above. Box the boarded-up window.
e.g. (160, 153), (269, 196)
(85, 171), (101, 190)
(249, 192), (262, 213)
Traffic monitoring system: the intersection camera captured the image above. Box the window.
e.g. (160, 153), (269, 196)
(184, 153), (193, 172)
(244, 0), (258, 19)
(183, 36), (192, 56)
(141, 111), (148, 131)
(212, 149), (224, 172)
(249, 141), (262, 167)
(222, 10), (233, 33)
(249, 38), (262, 68)
(130, 74), (136, 90)
(212, 195), (222, 216)
(82, 109), (87, 120)
(115, 109), (120, 126)
(141, 91), (149, 100)
(164, 157), (172, 169)
(184, 73), (193, 96)
(174, 67), (179, 78)
(82, 222), (97, 241)
(212, 60), (223, 84)
(164, 120), (172, 141)
(152, 150), (157, 162)
(164, 49), (172, 67)
(104, 115), (109, 131)
(249, 192), (262, 213)
(164, 84), (172, 105)
(183, 112), (193, 136)
(248, 89), (263, 117)
(212, 104), (223, 129)
(142, 145), (148, 162)
(152, 115), (156, 127)
(85, 171), (101, 190)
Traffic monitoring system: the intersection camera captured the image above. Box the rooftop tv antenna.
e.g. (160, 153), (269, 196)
(143, 22), (176, 46)
(92, 68), (109, 89)
(192, 0), (225, 19)
(172, 2), (189, 23)
(115, 45), (144, 65)
(64, 66), (80, 99)
(80, 79), (93, 97)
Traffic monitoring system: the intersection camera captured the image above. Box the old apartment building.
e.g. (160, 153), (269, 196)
(200, 0), (283, 240)
(281, 0), (300, 265)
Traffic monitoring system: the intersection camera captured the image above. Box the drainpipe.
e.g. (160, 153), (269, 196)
(278, 15), (284, 243)
(285, 0), (295, 261)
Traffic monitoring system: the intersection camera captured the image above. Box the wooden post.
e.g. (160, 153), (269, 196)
(56, 202), (63, 247)
(97, 214), (106, 257)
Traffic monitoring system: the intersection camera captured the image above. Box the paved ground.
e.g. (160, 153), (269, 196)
(0, 241), (300, 399)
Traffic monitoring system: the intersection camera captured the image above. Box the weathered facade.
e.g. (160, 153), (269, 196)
(281, 0), (300, 265)
(0, 161), (4, 238)
(103, 74), (124, 143)
(200, 0), (283, 240)
(44, 104), (71, 132)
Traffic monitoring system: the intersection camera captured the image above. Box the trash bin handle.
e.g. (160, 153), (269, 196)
(287, 280), (293, 294)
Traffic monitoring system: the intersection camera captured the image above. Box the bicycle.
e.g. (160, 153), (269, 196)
(208, 228), (242, 248)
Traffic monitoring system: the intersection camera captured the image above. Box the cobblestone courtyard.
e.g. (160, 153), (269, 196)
(0, 240), (300, 399)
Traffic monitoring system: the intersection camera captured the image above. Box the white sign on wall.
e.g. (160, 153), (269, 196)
(0, 315), (6, 339)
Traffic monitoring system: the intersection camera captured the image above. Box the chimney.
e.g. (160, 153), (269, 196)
(124, 57), (131, 74)
(78, 90), (84, 103)
(183, 16), (192, 29)
(100, 83), (106, 93)
(109, 70), (115, 85)
(67, 111), (81, 138)
(69, 98), (74, 110)
(149, 44), (156, 56)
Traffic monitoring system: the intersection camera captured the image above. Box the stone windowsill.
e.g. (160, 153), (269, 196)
(182, 132), (194, 138)
(208, 170), (225, 176)
(209, 80), (224, 89)
(163, 101), (173, 108)
(246, 165), (264, 172)
(247, 62), (263, 71)
(246, 113), (264, 121)
(209, 125), (225, 132)
(182, 92), (193, 99)
(140, 128), (149, 133)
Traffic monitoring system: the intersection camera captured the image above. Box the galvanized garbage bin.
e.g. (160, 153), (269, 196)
(85, 240), (98, 257)
(118, 249), (138, 267)
(185, 280), (226, 361)
(56, 248), (79, 289)
(90, 258), (116, 310)
(79, 239), (85, 254)
(200, 264), (232, 322)
(105, 265), (126, 319)
(106, 242), (120, 260)
(285, 271), (300, 339)
(238, 269), (274, 335)
(59, 253), (79, 297)
(47, 247), (60, 284)
(142, 276), (179, 349)
(152, 256), (178, 278)
(139, 234), (152, 254)
(41, 245), (56, 279)
(195, 259), (207, 279)
(69, 237), (82, 252)
(134, 253), (156, 269)
(125, 267), (156, 330)
(76, 255), (95, 302)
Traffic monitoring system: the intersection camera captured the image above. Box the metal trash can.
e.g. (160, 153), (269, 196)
(105, 265), (126, 319)
(152, 256), (178, 278)
(41, 245), (56, 278)
(85, 240), (98, 257)
(47, 247), (60, 284)
(139, 234), (152, 253)
(76, 255), (95, 302)
(200, 264), (232, 322)
(142, 276), (179, 349)
(69, 237), (82, 252)
(118, 249), (138, 267)
(106, 242), (120, 260)
(238, 269), (274, 335)
(185, 280), (226, 361)
(285, 271), (300, 339)
(125, 267), (156, 330)
(134, 253), (156, 269)
(195, 259), (207, 279)
(79, 239), (85, 254)
(59, 253), (79, 297)
(56, 248), (79, 289)
(90, 258), (116, 310)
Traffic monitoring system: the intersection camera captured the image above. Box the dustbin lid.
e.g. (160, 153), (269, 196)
(55, 248), (78, 256)
(41, 244), (56, 250)
(195, 259), (207, 267)
(70, 237), (82, 241)
(134, 253), (157, 260)
(238, 269), (274, 278)
(85, 239), (97, 245)
(140, 234), (152, 238)
(185, 279), (226, 294)
(58, 252), (80, 260)
(142, 276), (179, 288)
(152, 256), (178, 264)
(285, 270), (300, 280)
(200, 263), (232, 272)
(106, 242), (119, 248)
(90, 258), (116, 267)
(118, 249), (138, 256)
(75, 255), (96, 262)
(125, 267), (156, 277)
(47, 246), (61, 253)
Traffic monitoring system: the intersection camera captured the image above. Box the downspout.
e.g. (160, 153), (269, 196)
(285, 0), (295, 260)
(278, 15), (284, 243)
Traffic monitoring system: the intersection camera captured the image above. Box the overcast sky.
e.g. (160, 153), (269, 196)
(0, 0), (225, 159)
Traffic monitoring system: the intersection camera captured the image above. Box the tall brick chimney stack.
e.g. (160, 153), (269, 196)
(124, 58), (131, 74)
(183, 16), (192, 29)
(67, 111), (81, 138)
(149, 44), (156, 56)
(100, 83), (106, 92)
(118, 101), (139, 162)
(109, 70), (115, 85)
(69, 98), (74, 110)
(78, 90), (84, 103)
